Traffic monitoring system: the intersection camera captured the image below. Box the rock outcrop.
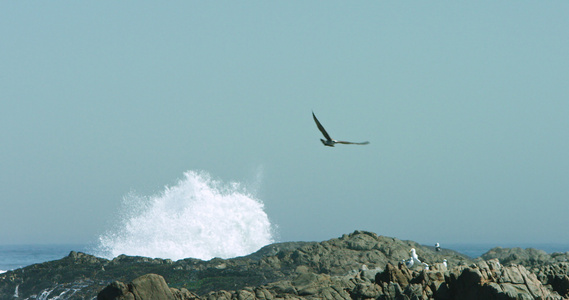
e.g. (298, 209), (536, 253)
(1, 230), (569, 300)
(481, 246), (569, 267)
(99, 258), (569, 299)
(98, 273), (200, 300)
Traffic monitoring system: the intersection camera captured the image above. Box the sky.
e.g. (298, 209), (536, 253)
(1, 2), (569, 248)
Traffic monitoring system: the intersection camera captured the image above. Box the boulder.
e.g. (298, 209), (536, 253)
(130, 274), (175, 300)
(98, 281), (134, 300)
(98, 274), (176, 300)
(446, 260), (563, 300)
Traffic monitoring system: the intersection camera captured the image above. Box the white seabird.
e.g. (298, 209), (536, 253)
(435, 243), (441, 252)
(443, 259), (448, 268)
(421, 262), (430, 270)
(404, 257), (414, 268)
(409, 248), (422, 264)
(312, 112), (370, 147)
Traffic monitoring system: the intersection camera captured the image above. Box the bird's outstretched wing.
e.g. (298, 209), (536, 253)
(312, 112), (332, 141)
(335, 140), (370, 145)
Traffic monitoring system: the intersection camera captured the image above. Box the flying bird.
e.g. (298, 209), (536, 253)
(312, 112), (369, 147)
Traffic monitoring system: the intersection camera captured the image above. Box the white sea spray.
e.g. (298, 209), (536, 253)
(96, 170), (274, 261)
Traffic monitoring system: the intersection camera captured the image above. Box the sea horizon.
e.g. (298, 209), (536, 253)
(0, 243), (92, 272)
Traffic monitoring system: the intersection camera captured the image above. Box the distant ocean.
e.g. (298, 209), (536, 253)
(1, 243), (568, 273)
(0, 244), (91, 273)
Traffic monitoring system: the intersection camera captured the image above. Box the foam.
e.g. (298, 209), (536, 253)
(96, 170), (274, 260)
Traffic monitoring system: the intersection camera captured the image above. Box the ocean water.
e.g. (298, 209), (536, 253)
(0, 244), (90, 273)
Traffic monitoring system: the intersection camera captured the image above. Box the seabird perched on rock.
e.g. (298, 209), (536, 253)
(404, 257), (414, 268)
(443, 259), (448, 268)
(421, 262), (430, 270)
(435, 243), (441, 252)
(409, 248), (422, 264)
(312, 112), (370, 147)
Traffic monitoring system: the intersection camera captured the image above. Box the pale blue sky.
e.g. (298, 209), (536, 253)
(1, 2), (568, 247)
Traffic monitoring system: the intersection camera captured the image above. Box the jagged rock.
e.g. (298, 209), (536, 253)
(171, 287), (200, 300)
(445, 260), (563, 300)
(205, 290), (232, 300)
(345, 231), (380, 251)
(292, 272), (329, 295)
(481, 247), (569, 267)
(98, 274), (176, 300)
(376, 263), (413, 287)
(359, 267), (383, 282)
(365, 258), (567, 300)
(96, 257), (569, 300)
(380, 282), (404, 299)
(403, 283), (428, 299)
(3, 230), (569, 300)
(352, 281), (382, 299)
(550, 275), (569, 297)
(98, 281), (134, 300)
(67, 250), (106, 264)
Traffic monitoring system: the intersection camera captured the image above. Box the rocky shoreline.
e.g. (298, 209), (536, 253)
(1, 230), (568, 299)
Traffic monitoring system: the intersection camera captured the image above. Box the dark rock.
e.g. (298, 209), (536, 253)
(98, 274), (175, 300)
(376, 263), (412, 288)
(96, 256), (569, 300)
(445, 260), (563, 300)
(3, 230), (569, 300)
(548, 273), (569, 298)
(97, 281), (134, 300)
